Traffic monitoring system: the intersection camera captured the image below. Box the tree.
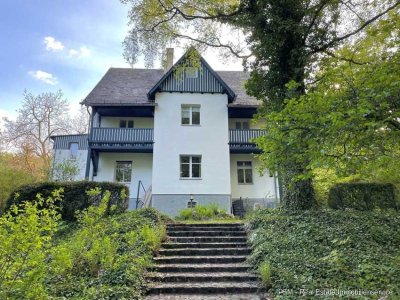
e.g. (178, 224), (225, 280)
(71, 105), (89, 134)
(257, 10), (399, 185)
(52, 159), (80, 181)
(2, 90), (71, 176)
(121, 0), (399, 209)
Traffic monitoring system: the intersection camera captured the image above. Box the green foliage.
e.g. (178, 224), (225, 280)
(0, 153), (38, 214)
(6, 181), (129, 221)
(328, 183), (397, 210)
(258, 260), (272, 288)
(177, 203), (233, 221)
(248, 209), (400, 299)
(52, 159), (80, 181)
(0, 189), (62, 299)
(48, 203), (166, 299)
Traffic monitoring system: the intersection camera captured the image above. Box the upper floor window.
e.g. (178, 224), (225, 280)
(186, 67), (198, 79)
(180, 155), (201, 179)
(115, 161), (132, 183)
(181, 105), (200, 125)
(69, 143), (79, 159)
(235, 121), (250, 130)
(119, 120), (134, 128)
(237, 161), (253, 184)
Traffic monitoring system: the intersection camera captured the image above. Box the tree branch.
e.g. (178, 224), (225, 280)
(309, 1), (400, 53)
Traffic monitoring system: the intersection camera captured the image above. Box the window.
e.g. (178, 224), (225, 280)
(69, 143), (79, 159)
(186, 67), (198, 78)
(180, 155), (201, 178)
(235, 121), (250, 129)
(115, 161), (132, 183)
(119, 120), (134, 128)
(181, 105), (200, 125)
(237, 161), (253, 184)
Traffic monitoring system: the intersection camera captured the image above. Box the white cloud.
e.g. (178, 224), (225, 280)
(68, 46), (90, 58)
(43, 36), (64, 51)
(28, 70), (58, 85)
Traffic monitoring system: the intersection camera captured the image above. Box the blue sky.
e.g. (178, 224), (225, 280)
(0, 0), (242, 124)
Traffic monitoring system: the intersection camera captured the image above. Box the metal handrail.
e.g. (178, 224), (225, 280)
(229, 129), (267, 144)
(136, 180), (147, 209)
(90, 128), (153, 143)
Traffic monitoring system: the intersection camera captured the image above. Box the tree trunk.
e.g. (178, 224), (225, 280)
(280, 167), (316, 210)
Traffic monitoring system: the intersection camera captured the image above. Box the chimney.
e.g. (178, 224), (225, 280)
(165, 48), (174, 72)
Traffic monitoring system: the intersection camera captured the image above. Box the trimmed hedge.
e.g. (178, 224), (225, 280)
(6, 181), (129, 221)
(328, 182), (397, 210)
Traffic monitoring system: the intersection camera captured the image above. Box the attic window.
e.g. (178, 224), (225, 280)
(185, 67), (198, 79)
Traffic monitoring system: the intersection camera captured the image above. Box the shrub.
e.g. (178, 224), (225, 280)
(259, 260), (272, 288)
(248, 209), (400, 299)
(6, 181), (129, 221)
(0, 189), (62, 299)
(177, 203), (233, 221)
(328, 182), (397, 210)
(48, 194), (167, 299)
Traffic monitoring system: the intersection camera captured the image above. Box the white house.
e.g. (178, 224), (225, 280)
(51, 49), (280, 216)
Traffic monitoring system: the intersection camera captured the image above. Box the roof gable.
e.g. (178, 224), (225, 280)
(148, 50), (236, 102)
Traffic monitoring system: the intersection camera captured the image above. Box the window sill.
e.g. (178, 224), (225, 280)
(181, 124), (201, 126)
(238, 183), (254, 185)
(180, 178), (202, 180)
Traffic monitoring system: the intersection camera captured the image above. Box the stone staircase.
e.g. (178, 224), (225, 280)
(145, 223), (269, 299)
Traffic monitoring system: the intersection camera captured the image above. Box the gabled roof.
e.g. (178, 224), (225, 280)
(147, 51), (236, 102)
(81, 52), (261, 107)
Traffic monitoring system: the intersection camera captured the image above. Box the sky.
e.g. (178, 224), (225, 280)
(0, 0), (242, 126)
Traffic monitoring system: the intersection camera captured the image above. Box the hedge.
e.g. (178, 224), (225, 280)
(328, 182), (397, 210)
(6, 181), (129, 221)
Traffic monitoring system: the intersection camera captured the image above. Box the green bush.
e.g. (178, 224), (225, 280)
(0, 189), (62, 299)
(258, 260), (272, 288)
(328, 182), (397, 210)
(248, 209), (400, 300)
(6, 181), (129, 221)
(177, 203), (233, 221)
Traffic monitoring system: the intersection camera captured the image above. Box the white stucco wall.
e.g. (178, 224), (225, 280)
(230, 154), (278, 200)
(152, 92), (231, 196)
(52, 149), (88, 180)
(100, 117), (154, 128)
(93, 152), (153, 209)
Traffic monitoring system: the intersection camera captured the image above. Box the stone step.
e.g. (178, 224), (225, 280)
(147, 272), (258, 283)
(168, 223), (244, 228)
(153, 263), (252, 273)
(167, 230), (247, 237)
(162, 242), (248, 249)
(145, 293), (270, 300)
(168, 236), (248, 243)
(167, 226), (244, 232)
(158, 247), (252, 256)
(154, 255), (248, 264)
(147, 282), (261, 294)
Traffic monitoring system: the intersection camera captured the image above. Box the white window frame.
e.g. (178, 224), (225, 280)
(237, 161), (253, 184)
(69, 142), (79, 159)
(115, 161), (133, 183)
(180, 155), (202, 179)
(181, 105), (200, 125)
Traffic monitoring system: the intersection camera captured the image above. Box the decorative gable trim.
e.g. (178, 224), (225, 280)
(147, 50), (236, 102)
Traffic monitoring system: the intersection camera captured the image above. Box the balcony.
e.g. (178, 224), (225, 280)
(89, 128), (154, 152)
(229, 129), (266, 153)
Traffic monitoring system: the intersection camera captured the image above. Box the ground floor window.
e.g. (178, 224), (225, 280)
(115, 161), (132, 182)
(237, 161), (253, 184)
(180, 155), (201, 178)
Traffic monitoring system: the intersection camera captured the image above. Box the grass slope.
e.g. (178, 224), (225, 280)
(248, 209), (400, 300)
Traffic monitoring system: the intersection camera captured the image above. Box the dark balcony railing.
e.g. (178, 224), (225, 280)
(89, 128), (154, 152)
(229, 129), (266, 153)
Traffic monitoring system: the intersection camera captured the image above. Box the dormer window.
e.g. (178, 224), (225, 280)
(185, 67), (198, 79)
(69, 142), (79, 159)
